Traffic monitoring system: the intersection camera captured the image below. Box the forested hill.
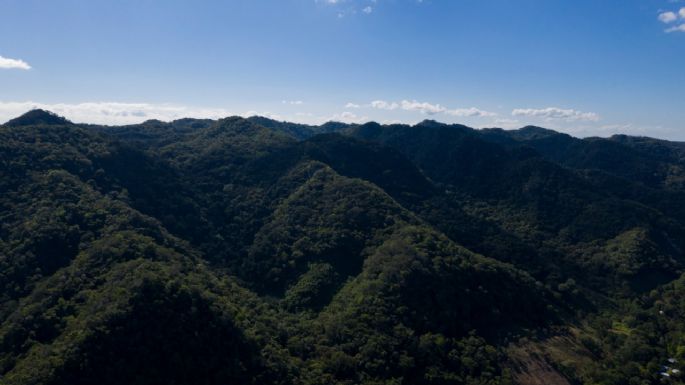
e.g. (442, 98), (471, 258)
(1, 109), (684, 385)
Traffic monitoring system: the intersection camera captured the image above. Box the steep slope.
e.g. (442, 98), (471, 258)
(243, 162), (419, 294)
(242, 163), (557, 384)
(482, 127), (685, 188)
(0, 111), (566, 385)
(297, 225), (555, 384)
(0, 170), (291, 385)
(347, 121), (685, 296)
(247, 116), (350, 140)
(88, 118), (214, 148)
(3, 110), (685, 385)
(0, 113), (295, 384)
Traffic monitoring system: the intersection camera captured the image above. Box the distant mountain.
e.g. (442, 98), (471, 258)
(246, 116), (349, 140)
(3, 109), (72, 127)
(1, 109), (684, 385)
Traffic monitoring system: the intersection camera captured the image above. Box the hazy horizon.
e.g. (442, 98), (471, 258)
(2, 0), (684, 139)
(5, 107), (685, 142)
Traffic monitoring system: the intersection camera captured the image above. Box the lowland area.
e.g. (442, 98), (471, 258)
(1, 109), (684, 385)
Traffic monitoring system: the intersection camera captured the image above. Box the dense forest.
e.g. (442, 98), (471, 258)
(0, 109), (684, 385)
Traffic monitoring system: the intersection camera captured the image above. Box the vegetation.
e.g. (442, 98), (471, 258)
(0, 109), (684, 384)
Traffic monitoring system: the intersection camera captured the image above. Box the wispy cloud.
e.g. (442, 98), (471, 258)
(0, 55), (31, 70)
(370, 100), (444, 114)
(666, 23), (685, 32)
(370, 100), (400, 110)
(446, 107), (496, 117)
(399, 100), (446, 114)
(282, 100), (304, 105)
(318, 0), (422, 17)
(371, 99), (445, 114)
(658, 11), (678, 23)
(367, 99), (496, 117)
(330, 111), (369, 123)
(493, 118), (520, 129)
(658, 7), (685, 32)
(512, 107), (600, 122)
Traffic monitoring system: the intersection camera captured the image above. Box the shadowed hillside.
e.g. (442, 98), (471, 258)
(1, 110), (684, 385)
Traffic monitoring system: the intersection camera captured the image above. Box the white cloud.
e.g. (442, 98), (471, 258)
(381, 119), (404, 125)
(371, 99), (445, 114)
(345, 102), (361, 108)
(493, 118), (520, 129)
(369, 99), (495, 118)
(666, 23), (685, 32)
(0, 55), (31, 70)
(512, 107), (600, 122)
(659, 11), (678, 23)
(362, 6), (373, 14)
(446, 107), (496, 117)
(657, 7), (685, 32)
(282, 100), (304, 105)
(0, 101), (236, 125)
(330, 111), (368, 123)
(371, 100), (446, 114)
(400, 100), (446, 114)
(370, 100), (400, 110)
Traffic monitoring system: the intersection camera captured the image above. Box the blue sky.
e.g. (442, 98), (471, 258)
(1, 0), (684, 139)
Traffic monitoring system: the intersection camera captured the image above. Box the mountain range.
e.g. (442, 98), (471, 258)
(1, 109), (684, 385)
